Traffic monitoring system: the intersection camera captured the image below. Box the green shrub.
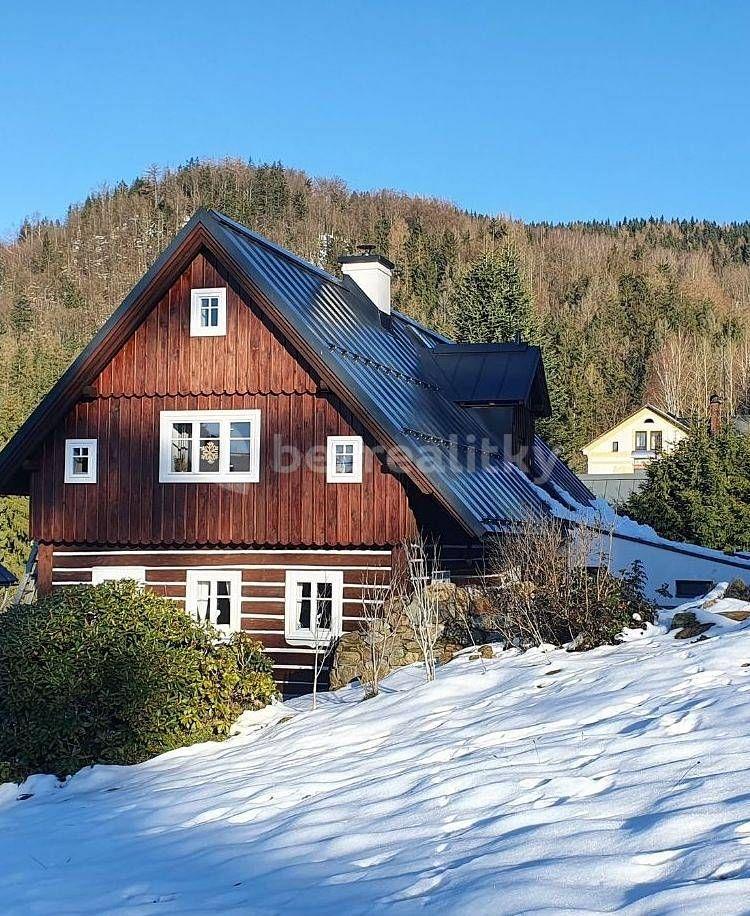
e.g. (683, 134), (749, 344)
(225, 631), (278, 710)
(0, 582), (278, 782)
(725, 578), (750, 601)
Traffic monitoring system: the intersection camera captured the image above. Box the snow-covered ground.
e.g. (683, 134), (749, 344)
(3, 617), (750, 913)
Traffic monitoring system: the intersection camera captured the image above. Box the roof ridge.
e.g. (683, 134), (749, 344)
(209, 210), (454, 350)
(207, 210), (345, 287)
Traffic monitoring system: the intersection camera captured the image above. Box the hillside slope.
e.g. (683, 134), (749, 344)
(2, 620), (750, 913)
(3, 159), (750, 458)
(4, 160), (750, 574)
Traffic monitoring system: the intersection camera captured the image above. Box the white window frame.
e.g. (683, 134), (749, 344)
(190, 287), (227, 337)
(91, 566), (146, 585)
(186, 569), (242, 635)
(284, 568), (343, 647)
(64, 438), (98, 484)
(159, 410), (261, 483)
(326, 436), (363, 484)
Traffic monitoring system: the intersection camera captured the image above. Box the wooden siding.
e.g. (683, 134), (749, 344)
(30, 250), (418, 548)
(51, 547), (392, 695)
(95, 253), (316, 398)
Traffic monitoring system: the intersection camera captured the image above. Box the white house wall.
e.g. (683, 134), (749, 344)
(607, 532), (750, 607)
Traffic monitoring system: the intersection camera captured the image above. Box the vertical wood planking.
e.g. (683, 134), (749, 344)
(33, 250), (420, 548)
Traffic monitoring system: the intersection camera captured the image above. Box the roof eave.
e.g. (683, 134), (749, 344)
(0, 210), (215, 492)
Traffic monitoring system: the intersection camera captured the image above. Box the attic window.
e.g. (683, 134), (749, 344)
(326, 436), (363, 483)
(190, 287), (227, 337)
(64, 439), (97, 483)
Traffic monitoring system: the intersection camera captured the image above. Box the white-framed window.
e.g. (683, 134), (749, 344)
(190, 287), (227, 337)
(159, 410), (261, 483)
(326, 436), (363, 483)
(91, 566), (146, 585)
(284, 569), (343, 647)
(64, 438), (97, 483)
(186, 569), (242, 635)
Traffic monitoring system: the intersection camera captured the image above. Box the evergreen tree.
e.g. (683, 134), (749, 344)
(621, 424), (750, 552)
(0, 497), (28, 579)
(451, 244), (533, 343)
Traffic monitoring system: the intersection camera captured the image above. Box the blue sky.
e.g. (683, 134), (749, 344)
(2, 0), (749, 236)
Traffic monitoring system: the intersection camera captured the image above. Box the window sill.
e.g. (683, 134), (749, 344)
(159, 472), (259, 484)
(189, 327), (227, 338)
(285, 630), (335, 647)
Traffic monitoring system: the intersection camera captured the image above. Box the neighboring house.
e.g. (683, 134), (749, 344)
(0, 209), (585, 694)
(581, 405), (689, 476)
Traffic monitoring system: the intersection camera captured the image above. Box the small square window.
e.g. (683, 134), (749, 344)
(675, 579), (714, 599)
(285, 569), (343, 646)
(91, 567), (146, 585)
(186, 569), (242, 635)
(65, 439), (97, 483)
(190, 287), (227, 337)
(326, 436), (363, 483)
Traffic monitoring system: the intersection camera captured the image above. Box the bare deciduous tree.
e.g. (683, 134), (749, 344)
(310, 628), (338, 711)
(481, 517), (652, 651)
(402, 535), (443, 683)
(358, 566), (406, 698)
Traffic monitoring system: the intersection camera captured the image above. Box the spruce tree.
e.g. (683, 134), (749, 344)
(451, 244), (533, 343)
(621, 424), (750, 552)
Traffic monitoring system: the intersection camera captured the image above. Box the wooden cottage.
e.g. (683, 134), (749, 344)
(0, 210), (590, 694)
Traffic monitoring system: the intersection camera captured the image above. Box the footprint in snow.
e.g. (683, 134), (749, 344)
(518, 777), (549, 789)
(633, 849), (682, 866)
(660, 711), (700, 736)
(710, 860), (745, 880)
(354, 851), (397, 868)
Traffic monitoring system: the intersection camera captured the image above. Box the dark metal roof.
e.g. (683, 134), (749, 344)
(209, 211), (588, 531)
(0, 563), (17, 587)
(0, 207), (593, 535)
(428, 342), (551, 416)
(579, 472), (648, 505)
(534, 437), (596, 507)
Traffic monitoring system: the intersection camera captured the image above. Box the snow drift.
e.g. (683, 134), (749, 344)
(2, 614), (750, 913)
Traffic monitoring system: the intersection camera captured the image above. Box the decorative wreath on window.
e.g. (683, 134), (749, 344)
(200, 441), (220, 465)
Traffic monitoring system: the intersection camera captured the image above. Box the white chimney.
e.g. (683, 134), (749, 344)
(339, 247), (394, 316)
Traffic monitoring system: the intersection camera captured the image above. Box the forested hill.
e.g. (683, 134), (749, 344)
(3, 158), (750, 486)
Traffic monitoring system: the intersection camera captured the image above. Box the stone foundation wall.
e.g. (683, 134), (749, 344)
(329, 583), (480, 691)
